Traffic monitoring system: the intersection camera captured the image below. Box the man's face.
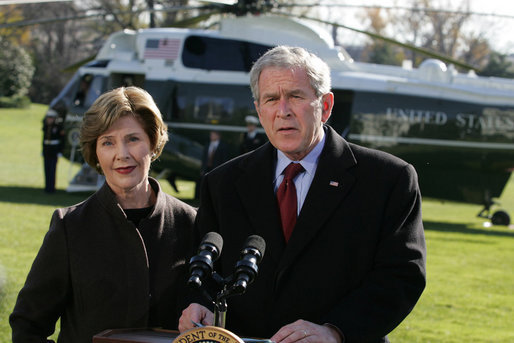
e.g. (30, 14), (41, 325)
(255, 66), (333, 161)
(210, 131), (220, 141)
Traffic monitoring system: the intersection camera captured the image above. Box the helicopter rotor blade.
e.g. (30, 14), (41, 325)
(196, 0), (237, 4)
(167, 0), (269, 27)
(60, 54), (96, 73)
(0, 4), (214, 29)
(171, 11), (221, 28)
(274, 11), (475, 71)
(0, 11), (96, 29)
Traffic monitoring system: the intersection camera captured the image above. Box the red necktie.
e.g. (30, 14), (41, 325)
(277, 163), (304, 242)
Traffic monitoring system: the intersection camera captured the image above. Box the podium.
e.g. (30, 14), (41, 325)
(93, 327), (270, 343)
(93, 328), (179, 343)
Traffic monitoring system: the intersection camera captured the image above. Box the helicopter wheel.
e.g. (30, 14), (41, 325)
(491, 210), (511, 226)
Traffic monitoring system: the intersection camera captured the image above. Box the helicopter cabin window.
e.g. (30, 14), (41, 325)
(109, 73), (145, 89)
(194, 96), (234, 121)
(182, 35), (272, 72)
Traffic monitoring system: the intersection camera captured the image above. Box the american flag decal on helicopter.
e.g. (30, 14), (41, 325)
(144, 38), (180, 60)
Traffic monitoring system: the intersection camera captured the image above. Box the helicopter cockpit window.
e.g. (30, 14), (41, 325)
(84, 76), (103, 108)
(194, 96), (234, 121)
(183, 36), (272, 72)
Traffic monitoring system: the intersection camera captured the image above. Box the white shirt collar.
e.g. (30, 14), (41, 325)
(275, 130), (326, 180)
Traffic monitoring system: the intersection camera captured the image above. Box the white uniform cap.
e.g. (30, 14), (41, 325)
(245, 115), (259, 125)
(46, 109), (58, 117)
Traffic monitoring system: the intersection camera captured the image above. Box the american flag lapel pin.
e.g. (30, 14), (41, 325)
(329, 181), (339, 187)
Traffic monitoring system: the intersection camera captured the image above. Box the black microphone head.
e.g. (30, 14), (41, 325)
(231, 235), (266, 294)
(188, 232), (223, 288)
(244, 235), (266, 259)
(201, 232), (223, 256)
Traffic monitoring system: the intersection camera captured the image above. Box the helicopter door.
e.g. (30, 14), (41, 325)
(73, 74), (105, 109)
(329, 89), (355, 138)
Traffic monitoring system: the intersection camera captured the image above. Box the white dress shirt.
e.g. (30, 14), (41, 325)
(274, 131), (326, 215)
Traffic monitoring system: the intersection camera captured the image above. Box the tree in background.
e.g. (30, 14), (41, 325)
(16, 2), (101, 104)
(0, 5), (31, 45)
(360, 0), (474, 68)
(420, 0), (470, 61)
(0, 36), (34, 107)
(460, 34), (492, 70)
(357, 0), (512, 77)
(359, 7), (405, 65)
(83, 0), (146, 33)
(159, 0), (193, 28)
(0, 5), (34, 107)
(480, 52), (514, 78)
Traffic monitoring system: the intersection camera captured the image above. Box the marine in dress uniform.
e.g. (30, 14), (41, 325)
(240, 115), (266, 154)
(42, 110), (65, 193)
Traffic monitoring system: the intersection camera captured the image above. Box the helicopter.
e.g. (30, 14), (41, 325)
(25, 1), (514, 225)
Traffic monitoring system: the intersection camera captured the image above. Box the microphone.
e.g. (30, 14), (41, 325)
(188, 232), (223, 288)
(232, 235), (266, 294)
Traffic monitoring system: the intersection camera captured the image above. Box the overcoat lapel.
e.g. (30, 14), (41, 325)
(277, 127), (358, 276)
(235, 143), (286, 264)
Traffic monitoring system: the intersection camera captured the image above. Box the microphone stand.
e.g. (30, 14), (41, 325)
(214, 293), (227, 328)
(193, 237), (264, 330)
(212, 275), (246, 329)
(210, 272), (231, 328)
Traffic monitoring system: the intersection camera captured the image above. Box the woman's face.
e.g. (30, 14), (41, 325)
(96, 115), (153, 196)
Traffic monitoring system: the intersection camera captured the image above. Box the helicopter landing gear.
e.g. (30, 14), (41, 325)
(477, 203), (511, 226)
(491, 210), (510, 226)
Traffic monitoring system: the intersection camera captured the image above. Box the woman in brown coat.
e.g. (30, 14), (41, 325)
(10, 87), (197, 343)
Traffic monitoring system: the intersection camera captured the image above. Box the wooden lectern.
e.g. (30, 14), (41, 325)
(93, 328), (179, 343)
(93, 326), (268, 343)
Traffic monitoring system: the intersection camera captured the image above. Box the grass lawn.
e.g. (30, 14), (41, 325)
(1, 104), (513, 342)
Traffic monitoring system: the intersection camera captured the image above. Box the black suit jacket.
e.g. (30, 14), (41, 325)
(195, 126), (426, 343)
(201, 140), (230, 174)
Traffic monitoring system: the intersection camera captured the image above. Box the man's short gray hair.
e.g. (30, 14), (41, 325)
(249, 46), (332, 103)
